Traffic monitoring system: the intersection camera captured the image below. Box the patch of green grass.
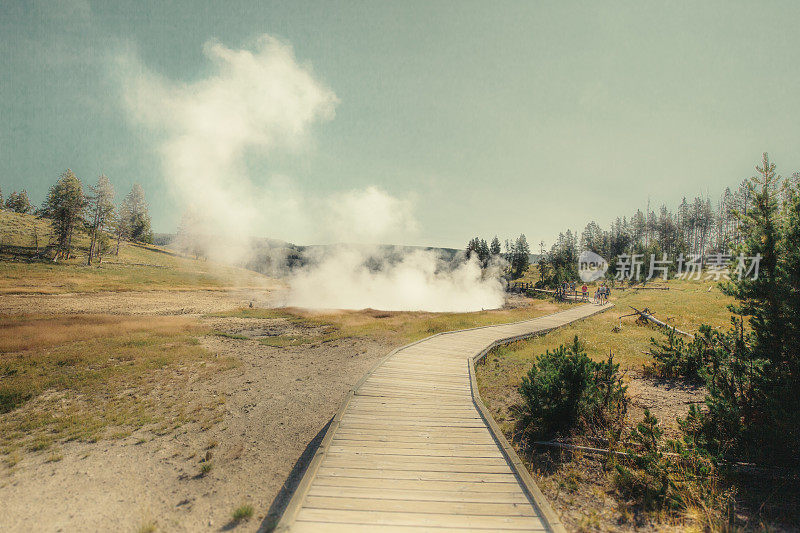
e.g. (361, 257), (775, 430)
(232, 504), (254, 522)
(200, 462), (213, 476)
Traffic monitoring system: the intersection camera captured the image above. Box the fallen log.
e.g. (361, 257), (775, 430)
(629, 306), (694, 338)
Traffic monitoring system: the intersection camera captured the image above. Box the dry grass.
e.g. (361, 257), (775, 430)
(232, 504), (254, 522)
(0, 210), (54, 249)
(0, 314), (198, 353)
(210, 298), (576, 347)
(0, 211), (273, 294)
(0, 314), (234, 456)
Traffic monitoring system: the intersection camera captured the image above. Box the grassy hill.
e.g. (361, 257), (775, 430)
(0, 211), (272, 294)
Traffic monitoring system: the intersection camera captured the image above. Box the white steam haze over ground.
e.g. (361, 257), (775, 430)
(118, 34), (505, 312)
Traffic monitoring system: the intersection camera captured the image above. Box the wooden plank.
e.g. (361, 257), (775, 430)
(343, 412), (481, 421)
(331, 434), (496, 446)
(349, 396), (472, 405)
(337, 422), (488, 431)
(303, 495), (536, 516)
(324, 453), (510, 467)
(344, 411), (480, 420)
(356, 386), (471, 396)
(362, 379), (469, 391)
(368, 368), (466, 376)
(327, 446), (504, 459)
(308, 486), (528, 504)
(321, 459), (512, 474)
(337, 424), (483, 431)
(346, 405), (478, 413)
(329, 442), (501, 453)
(369, 372), (468, 383)
(344, 411), (480, 419)
(313, 475), (524, 492)
(315, 467), (520, 483)
(294, 509), (545, 530)
(291, 522), (532, 533)
(355, 391), (472, 401)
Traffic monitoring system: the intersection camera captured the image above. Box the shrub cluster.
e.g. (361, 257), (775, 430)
(647, 326), (715, 382)
(515, 336), (627, 441)
(613, 409), (734, 528)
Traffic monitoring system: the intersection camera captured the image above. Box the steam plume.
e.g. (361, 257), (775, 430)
(286, 247), (505, 312)
(117, 34), (505, 311)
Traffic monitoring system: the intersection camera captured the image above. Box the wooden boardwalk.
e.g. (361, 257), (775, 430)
(277, 303), (613, 532)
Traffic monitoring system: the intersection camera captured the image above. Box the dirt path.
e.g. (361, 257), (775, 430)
(0, 291), (394, 532)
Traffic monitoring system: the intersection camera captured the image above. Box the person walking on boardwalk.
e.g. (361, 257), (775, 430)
(581, 283), (588, 301)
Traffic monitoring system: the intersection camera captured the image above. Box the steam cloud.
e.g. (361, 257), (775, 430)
(285, 247), (506, 312)
(118, 34), (505, 311)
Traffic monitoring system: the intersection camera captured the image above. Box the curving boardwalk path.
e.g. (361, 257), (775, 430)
(277, 303), (613, 532)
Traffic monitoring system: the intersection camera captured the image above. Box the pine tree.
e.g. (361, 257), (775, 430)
(122, 184), (153, 244)
(686, 153), (800, 465)
(724, 153), (783, 357)
(86, 175), (115, 264)
(778, 178), (800, 406)
(580, 221), (604, 253)
(113, 201), (131, 255)
(490, 236), (501, 256)
(465, 237), (479, 260)
(510, 234), (530, 278)
(5, 191), (17, 211)
(42, 170), (86, 259)
(478, 238), (490, 267)
(5, 189), (32, 214)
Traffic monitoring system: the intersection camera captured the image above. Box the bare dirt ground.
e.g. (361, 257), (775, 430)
(0, 291), (394, 532)
(626, 373), (705, 439)
(0, 289), (276, 316)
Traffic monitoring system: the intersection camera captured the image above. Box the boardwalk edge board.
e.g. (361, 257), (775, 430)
(274, 303), (614, 532)
(469, 303), (613, 533)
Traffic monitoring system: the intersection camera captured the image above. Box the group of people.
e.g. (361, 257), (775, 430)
(592, 283), (610, 304)
(555, 281), (611, 304)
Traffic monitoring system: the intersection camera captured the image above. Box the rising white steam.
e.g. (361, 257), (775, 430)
(285, 247), (506, 312)
(117, 35), (505, 311)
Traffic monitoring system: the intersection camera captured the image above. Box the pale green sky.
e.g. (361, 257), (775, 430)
(2, 1), (799, 248)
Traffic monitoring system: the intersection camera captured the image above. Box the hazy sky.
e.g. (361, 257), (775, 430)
(2, 1), (799, 248)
